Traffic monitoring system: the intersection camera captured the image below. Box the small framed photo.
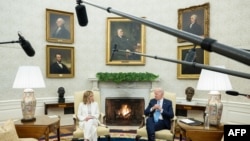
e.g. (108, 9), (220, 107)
(106, 17), (146, 65)
(46, 45), (74, 78)
(177, 45), (209, 79)
(177, 3), (210, 43)
(46, 9), (74, 44)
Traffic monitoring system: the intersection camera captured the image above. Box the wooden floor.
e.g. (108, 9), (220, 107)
(60, 125), (75, 135)
(40, 125), (75, 140)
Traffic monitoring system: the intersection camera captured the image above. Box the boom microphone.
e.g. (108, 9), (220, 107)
(184, 45), (196, 62)
(226, 90), (249, 97)
(75, 0), (88, 26)
(18, 33), (35, 57)
(75, 1), (250, 66)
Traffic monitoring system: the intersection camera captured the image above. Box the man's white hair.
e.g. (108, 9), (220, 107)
(57, 17), (65, 24)
(154, 87), (164, 94)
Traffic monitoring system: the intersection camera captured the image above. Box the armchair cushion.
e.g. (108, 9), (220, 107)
(0, 119), (19, 141)
(0, 119), (37, 141)
(19, 139), (38, 141)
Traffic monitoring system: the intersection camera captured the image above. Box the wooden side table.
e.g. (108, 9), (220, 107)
(176, 103), (206, 117)
(177, 120), (224, 141)
(176, 103), (206, 111)
(44, 102), (74, 115)
(15, 115), (60, 141)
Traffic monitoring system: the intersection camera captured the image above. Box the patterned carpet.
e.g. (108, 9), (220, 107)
(38, 125), (182, 141)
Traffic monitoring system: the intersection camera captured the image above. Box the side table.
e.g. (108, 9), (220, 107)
(177, 120), (224, 141)
(176, 103), (206, 117)
(15, 115), (60, 141)
(44, 101), (74, 115)
(176, 103), (206, 111)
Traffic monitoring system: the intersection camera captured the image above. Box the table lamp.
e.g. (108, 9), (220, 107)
(196, 66), (232, 126)
(13, 66), (45, 122)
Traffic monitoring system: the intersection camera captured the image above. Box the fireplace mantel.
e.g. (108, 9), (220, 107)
(88, 77), (160, 91)
(88, 77), (160, 113)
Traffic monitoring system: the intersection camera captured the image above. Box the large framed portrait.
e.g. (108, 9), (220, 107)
(46, 9), (74, 44)
(46, 45), (74, 78)
(177, 3), (210, 43)
(106, 17), (146, 65)
(177, 45), (209, 79)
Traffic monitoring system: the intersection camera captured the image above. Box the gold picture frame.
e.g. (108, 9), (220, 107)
(177, 3), (210, 43)
(46, 45), (74, 78)
(177, 45), (209, 79)
(106, 17), (146, 65)
(46, 9), (74, 44)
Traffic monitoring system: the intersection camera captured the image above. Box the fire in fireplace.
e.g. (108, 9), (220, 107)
(105, 97), (145, 126)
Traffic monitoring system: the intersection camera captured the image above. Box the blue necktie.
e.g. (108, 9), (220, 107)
(153, 100), (161, 122)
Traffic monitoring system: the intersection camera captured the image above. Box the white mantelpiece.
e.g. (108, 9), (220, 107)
(88, 78), (160, 91)
(88, 78), (99, 91)
(88, 78), (160, 113)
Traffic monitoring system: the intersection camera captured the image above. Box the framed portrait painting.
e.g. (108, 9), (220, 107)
(106, 17), (146, 65)
(46, 45), (74, 78)
(46, 9), (74, 44)
(177, 3), (210, 43)
(177, 45), (209, 79)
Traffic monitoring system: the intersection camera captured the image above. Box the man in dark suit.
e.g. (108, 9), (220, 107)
(50, 53), (70, 74)
(144, 87), (174, 141)
(111, 28), (140, 60)
(51, 17), (70, 39)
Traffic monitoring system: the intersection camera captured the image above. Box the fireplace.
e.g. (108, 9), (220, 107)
(88, 78), (160, 126)
(105, 97), (145, 126)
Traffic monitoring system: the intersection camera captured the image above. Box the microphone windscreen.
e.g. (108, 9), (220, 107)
(184, 48), (196, 62)
(225, 91), (239, 96)
(18, 34), (35, 57)
(75, 4), (88, 26)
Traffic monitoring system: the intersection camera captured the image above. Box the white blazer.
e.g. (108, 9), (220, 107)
(77, 101), (100, 121)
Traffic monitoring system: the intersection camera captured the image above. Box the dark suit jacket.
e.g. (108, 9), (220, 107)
(184, 23), (203, 36)
(144, 98), (174, 129)
(110, 35), (135, 60)
(50, 62), (70, 74)
(52, 26), (70, 39)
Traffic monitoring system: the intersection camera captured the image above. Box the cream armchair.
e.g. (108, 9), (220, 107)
(72, 90), (110, 140)
(136, 91), (177, 141)
(0, 119), (38, 141)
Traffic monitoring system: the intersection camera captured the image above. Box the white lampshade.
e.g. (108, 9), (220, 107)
(196, 66), (232, 126)
(196, 66), (232, 93)
(13, 66), (45, 89)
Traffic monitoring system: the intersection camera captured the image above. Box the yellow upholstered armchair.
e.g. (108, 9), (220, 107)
(0, 120), (38, 141)
(136, 91), (177, 141)
(72, 90), (110, 140)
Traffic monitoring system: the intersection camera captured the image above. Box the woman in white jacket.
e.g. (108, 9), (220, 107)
(77, 91), (100, 141)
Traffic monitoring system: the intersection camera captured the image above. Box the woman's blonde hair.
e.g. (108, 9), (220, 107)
(83, 90), (94, 104)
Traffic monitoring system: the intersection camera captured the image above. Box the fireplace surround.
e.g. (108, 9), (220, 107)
(105, 97), (145, 125)
(88, 78), (159, 126)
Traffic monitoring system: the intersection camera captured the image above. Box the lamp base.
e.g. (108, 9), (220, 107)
(207, 91), (223, 126)
(21, 117), (36, 122)
(21, 89), (36, 122)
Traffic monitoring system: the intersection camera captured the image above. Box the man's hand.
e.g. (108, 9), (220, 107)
(153, 104), (161, 110)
